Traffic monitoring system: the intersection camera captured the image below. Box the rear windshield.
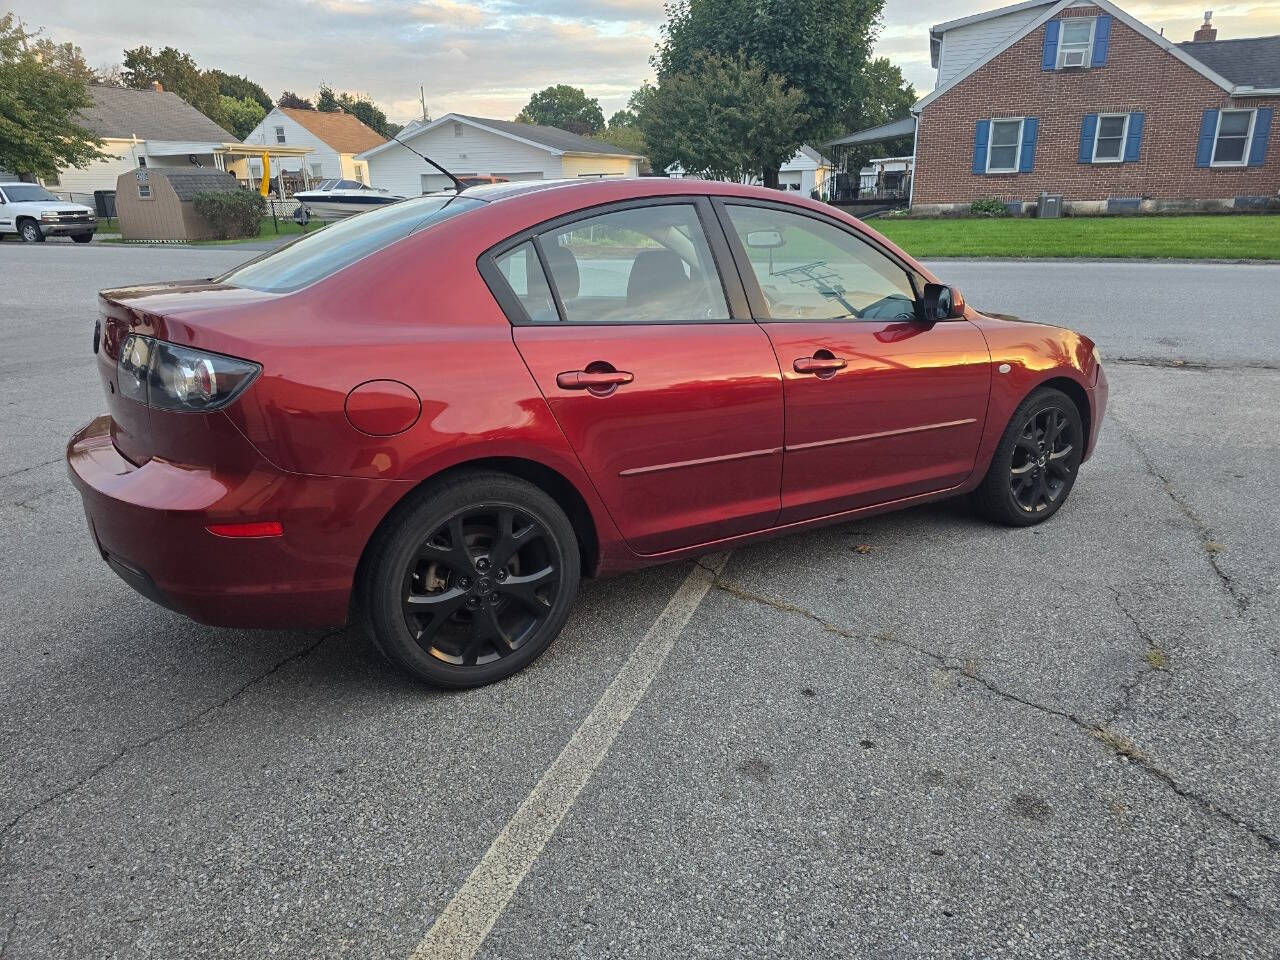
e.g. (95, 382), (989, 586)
(218, 195), (484, 293)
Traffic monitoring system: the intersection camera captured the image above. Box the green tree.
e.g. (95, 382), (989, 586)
(639, 53), (806, 181)
(122, 45), (226, 127)
(207, 68), (272, 111)
(0, 14), (105, 179)
(219, 95), (266, 140)
(313, 84), (394, 137)
(835, 56), (916, 171)
(516, 84), (605, 135)
(315, 83), (341, 113)
(278, 90), (313, 110)
(655, 0), (885, 181)
(592, 123), (649, 171)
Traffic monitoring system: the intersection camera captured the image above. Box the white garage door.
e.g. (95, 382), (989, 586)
(420, 171), (544, 193)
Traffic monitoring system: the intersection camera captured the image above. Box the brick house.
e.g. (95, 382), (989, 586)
(899, 0), (1278, 213)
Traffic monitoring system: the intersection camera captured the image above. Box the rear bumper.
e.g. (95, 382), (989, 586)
(67, 415), (399, 629)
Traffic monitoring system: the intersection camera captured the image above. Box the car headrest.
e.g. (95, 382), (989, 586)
(542, 243), (580, 300)
(626, 249), (689, 307)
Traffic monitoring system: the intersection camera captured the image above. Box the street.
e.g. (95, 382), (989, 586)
(2, 244), (1278, 958)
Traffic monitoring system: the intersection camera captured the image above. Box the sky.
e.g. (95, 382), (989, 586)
(11, 0), (1280, 125)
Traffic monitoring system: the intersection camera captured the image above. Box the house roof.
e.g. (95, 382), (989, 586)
(357, 112), (643, 160)
(78, 85), (235, 143)
(152, 169), (241, 201)
(797, 145), (833, 166)
(1178, 35), (1280, 89)
(929, 0), (1054, 39)
(914, 0), (1248, 113)
(826, 116), (916, 147)
(278, 108), (387, 154)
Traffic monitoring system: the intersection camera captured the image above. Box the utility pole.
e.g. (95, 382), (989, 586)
(420, 85), (430, 123)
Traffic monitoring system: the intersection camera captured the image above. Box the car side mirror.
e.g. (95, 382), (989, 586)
(744, 229), (784, 250)
(920, 283), (966, 321)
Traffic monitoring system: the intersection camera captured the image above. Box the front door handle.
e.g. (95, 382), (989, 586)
(793, 354), (847, 375)
(556, 369), (634, 392)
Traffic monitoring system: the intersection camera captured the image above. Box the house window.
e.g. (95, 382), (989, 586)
(1212, 110), (1255, 166)
(310, 163), (323, 176)
(453, 122), (464, 137)
(137, 156), (147, 167)
(1057, 18), (1094, 68)
(138, 184), (151, 199)
(275, 126), (286, 144)
(1093, 114), (1128, 162)
(987, 118), (1024, 173)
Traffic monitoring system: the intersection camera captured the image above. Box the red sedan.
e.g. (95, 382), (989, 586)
(68, 179), (1107, 688)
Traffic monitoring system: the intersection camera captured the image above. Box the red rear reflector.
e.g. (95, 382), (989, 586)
(205, 521), (283, 538)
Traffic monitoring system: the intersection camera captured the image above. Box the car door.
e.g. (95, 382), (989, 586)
(486, 199), (784, 555)
(716, 200), (991, 524)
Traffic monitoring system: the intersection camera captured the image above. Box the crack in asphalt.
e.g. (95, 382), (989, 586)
(0, 628), (343, 854)
(1109, 357), (1280, 372)
(0, 458), (62, 482)
(1105, 587), (1169, 724)
(711, 576), (1280, 855)
(1110, 412), (1250, 615)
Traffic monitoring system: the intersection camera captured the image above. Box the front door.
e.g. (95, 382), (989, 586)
(718, 202), (991, 523)
(495, 201), (784, 555)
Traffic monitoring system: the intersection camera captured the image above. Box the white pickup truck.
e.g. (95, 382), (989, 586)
(0, 183), (97, 243)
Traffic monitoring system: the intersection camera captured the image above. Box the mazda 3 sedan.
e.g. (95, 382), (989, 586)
(68, 179), (1108, 688)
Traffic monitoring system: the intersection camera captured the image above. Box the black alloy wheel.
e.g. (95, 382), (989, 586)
(973, 387), (1084, 526)
(364, 472), (580, 688)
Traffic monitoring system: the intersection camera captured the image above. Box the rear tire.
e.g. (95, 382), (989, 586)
(973, 387), (1084, 526)
(72, 233), (94, 244)
(363, 472), (580, 688)
(18, 219), (44, 243)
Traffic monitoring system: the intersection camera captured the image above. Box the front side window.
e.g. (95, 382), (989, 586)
(1057, 18), (1094, 67)
(1093, 114), (1128, 162)
(1213, 110), (1255, 165)
(988, 118), (1024, 173)
(219, 194), (482, 293)
(274, 126), (286, 144)
(538, 204), (729, 325)
(724, 205), (917, 322)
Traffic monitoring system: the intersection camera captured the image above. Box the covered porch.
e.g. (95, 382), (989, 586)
(823, 116), (917, 207)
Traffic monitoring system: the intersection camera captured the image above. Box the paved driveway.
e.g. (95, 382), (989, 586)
(1, 246), (1277, 958)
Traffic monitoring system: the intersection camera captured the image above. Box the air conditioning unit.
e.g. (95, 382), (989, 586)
(1061, 50), (1087, 67)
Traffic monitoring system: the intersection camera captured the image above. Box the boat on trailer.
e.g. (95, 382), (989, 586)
(294, 179), (404, 219)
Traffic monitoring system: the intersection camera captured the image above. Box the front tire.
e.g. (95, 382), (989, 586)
(72, 233), (94, 244)
(363, 472), (580, 688)
(19, 220), (44, 243)
(973, 387), (1084, 526)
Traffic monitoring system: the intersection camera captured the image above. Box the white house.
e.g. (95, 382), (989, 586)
(44, 84), (310, 197)
(666, 146), (833, 194)
(243, 107), (386, 184)
(357, 113), (643, 196)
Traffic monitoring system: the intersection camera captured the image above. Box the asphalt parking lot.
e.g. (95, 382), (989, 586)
(2, 243), (1278, 958)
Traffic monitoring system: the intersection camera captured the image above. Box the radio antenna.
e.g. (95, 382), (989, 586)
(388, 132), (465, 194)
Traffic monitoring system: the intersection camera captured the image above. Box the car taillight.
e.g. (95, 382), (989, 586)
(118, 334), (260, 412)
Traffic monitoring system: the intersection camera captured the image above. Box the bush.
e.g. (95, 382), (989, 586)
(969, 197), (1010, 218)
(193, 189), (265, 239)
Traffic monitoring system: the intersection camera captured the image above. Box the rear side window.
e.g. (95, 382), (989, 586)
(494, 242), (557, 323)
(219, 195), (483, 293)
(538, 204), (729, 325)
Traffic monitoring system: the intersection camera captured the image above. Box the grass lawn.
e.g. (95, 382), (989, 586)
(101, 217), (315, 246)
(871, 214), (1280, 260)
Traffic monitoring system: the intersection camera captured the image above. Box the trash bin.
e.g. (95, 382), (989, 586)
(93, 190), (117, 219)
(1037, 192), (1063, 218)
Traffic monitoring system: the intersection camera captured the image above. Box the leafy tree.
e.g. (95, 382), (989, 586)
(639, 53), (806, 182)
(313, 84), (394, 137)
(207, 69), (271, 111)
(834, 57), (916, 171)
(654, 0), (885, 181)
(315, 83), (341, 113)
(516, 84), (604, 135)
(122, 45), (226, 127)
(278, 90), (313, 110)
(0, 14), (105, 179)
(31, 33), (96, 84)
(592, 123), (649, 171)
(220, 95), (266, 140)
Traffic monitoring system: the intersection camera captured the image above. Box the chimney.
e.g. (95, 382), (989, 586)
(151, 80), (164, 93)
(1193, 10), (1217, 42)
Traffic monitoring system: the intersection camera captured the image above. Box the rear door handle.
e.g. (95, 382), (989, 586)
(556, 370), (634, 391)
(793, 355), (847, 374)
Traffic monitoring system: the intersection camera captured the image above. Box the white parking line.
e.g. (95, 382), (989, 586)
(410, 552), (730, 960)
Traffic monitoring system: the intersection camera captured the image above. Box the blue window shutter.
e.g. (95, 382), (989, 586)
(1042, 20), (1060, 70)
(1091, 15), (1111, 66)
(1248, 108), (1272, 166)
(1019, 118), (1039, 172)
(1079, 114), (1098, 163)
(1196, 109), (1218, 167)
(973, 120), (990, 174)
(1124, 112), (1145, 162)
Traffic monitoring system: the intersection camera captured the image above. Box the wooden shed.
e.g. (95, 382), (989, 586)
(115, 168), (243, 241)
